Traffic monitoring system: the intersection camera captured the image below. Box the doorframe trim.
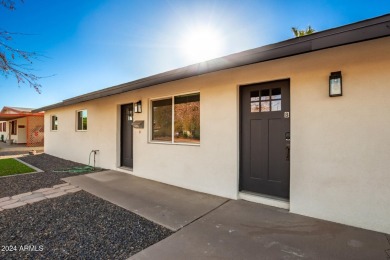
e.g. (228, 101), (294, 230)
(239, 191), (290, 209)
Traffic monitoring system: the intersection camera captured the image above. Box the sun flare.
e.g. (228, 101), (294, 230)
(180, 26), (224, 63)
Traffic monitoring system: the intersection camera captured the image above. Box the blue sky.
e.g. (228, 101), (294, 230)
(0, 0), (389, 109)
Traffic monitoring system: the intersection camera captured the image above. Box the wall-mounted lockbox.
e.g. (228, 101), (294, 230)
(132, 120), (144, 129)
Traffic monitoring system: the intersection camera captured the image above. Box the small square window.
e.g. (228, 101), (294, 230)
(51, 115), (58, 131)
(271, 100), (281, 111)
(251, 102), (260, 113)
(250, 91), (259, 102)
(261, 101), (270, 112)
(271, 88), (281, 100)
(76, 110), (88, 131)
(261, 89), (270, 101)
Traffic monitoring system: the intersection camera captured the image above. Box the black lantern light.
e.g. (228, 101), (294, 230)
(126, 107), (133, 121)
(329, 71), (342, 97)
(134, 100), (142, 113)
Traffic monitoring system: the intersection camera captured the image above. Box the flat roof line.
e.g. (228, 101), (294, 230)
(34, 13), (390, 112)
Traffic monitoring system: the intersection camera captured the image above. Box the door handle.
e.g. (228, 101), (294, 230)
(285, 132), (290, 161)
(285, 146), (290, 161)
(285, 132), (290, 141)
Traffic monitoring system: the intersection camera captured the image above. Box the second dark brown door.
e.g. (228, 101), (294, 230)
(121, 103), (133, 168)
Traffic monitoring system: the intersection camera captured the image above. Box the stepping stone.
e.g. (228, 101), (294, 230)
(52, 183), (69, 189)
(66, 188), (82, 193)
(12, 192), (33, 200)
(2, 202), (27, 209)
(60, 185), (77, 191)
(42, 189), (58, 195)
(45, 191), (67, 199)
(19, 193), (45, 202)
(0, 197), (10, 203)
(33, 188), (53, 193)
(24, 197), (47, 204)
(0, 199), (19, 207)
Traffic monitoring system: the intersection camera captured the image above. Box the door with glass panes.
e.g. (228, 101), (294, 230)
(121, 103), (133, 168)
(240, 79), (290, 199)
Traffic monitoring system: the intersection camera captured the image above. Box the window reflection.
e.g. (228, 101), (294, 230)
(250, 91), (260, 112)
(152, 98), (172, 141)
(151, 93), (200, 144)
(174, 93), (200, 143)
(261, 101), (270, 112)
(271, 100), (281, 111)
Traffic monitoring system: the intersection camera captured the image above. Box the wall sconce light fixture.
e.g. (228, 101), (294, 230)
(134, 100), (142, 113)
(127, 107), (133, 121)
(329, 71), (342, 97)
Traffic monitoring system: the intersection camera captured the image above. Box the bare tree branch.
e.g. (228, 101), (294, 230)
(0, 0), (22, 10)
(0, 0), (44, 93)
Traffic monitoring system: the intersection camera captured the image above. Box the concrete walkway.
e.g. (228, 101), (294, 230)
(132, 200), (390, 260)
(63, 171), (228, 231)
(63, 171), (390, 259)
(0, 183), (81, 211)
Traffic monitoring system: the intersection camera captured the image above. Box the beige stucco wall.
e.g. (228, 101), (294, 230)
(44, 37), (390, 234)
(289, 38), (390, 235)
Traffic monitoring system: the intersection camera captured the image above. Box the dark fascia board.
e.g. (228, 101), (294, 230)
(34, 14), (390, 112)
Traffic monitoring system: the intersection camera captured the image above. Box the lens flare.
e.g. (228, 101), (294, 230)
(180, 26), (224, 63)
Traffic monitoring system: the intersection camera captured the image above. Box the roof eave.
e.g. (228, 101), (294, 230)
(34, 13), (390, 113)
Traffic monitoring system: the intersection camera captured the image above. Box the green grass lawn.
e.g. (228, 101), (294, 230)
(0, 158), (35, 177)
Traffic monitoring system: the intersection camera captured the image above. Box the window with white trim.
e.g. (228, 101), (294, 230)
(51, 115), (58, 131)
(151, 92), (200, 144)
(76, 110), (88, 131)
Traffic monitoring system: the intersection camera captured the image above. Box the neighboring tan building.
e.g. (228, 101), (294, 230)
(0, 106), (44, 146)
(0, 120), (8, 142)
(36, 14), (390, 234)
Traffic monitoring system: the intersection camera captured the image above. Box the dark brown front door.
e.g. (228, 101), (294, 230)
(121, 104), (133, 168)
(240, 79), (290, 199)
